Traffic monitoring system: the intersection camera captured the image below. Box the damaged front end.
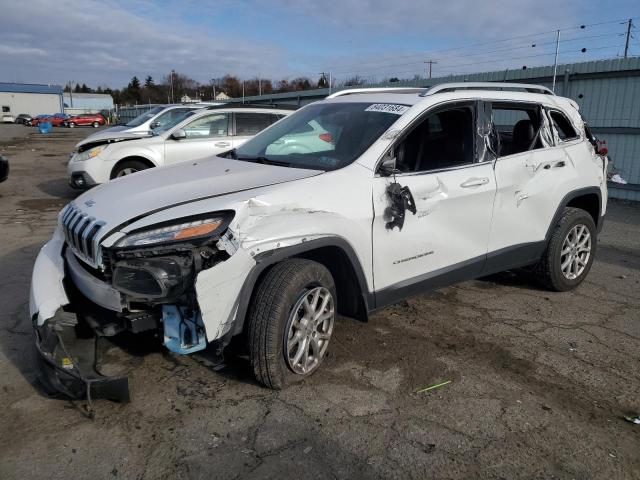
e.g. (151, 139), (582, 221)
(31, 211), (236, 403)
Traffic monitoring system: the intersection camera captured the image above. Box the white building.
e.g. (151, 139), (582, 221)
(0, 83), (64, 120)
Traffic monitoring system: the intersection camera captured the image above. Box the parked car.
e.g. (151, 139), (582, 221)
(80, 104), (207, 144)
(28, 115), (54, 126)
(64, 113), (106, 128)
(2, 106), (14, 123)
(30, 84), (607, 401)
(50, 113), (71, 127)
(67, 105), (293, 188)
(14, 114), (32, 125)
(0, 155), (8, 182)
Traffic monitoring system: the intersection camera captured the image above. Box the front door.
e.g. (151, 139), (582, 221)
(371, 101), (497, 305)
(163, 112), (231, 165)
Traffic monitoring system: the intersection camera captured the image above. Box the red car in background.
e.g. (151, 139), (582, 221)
(64, 113), (106, 128)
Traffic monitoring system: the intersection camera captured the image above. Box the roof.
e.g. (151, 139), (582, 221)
(62, 92), (113, 100)
(0, 82), (63, 95)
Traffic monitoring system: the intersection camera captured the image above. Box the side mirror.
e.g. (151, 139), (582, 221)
(171, 129), (186, 140)
(378, 152), (398, 176)
(150, 121), (161, 129)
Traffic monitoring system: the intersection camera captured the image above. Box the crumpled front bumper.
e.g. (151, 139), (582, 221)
(30, 228), (130, 402)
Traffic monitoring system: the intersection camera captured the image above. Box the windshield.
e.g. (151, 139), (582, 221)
(152, 110), (197, 134)
(229, 102), (404, 170)
(125, 106), (165, 127)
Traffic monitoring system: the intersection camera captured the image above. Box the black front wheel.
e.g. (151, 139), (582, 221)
(247, 259), (336, 389)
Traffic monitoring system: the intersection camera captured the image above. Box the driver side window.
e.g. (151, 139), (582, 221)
(183, 113), (229, 139)
(393, 103), (476, 173)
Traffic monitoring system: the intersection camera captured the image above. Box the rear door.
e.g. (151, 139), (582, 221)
(163, 112), (231, 165)
(232, 112), (281, 149)
(371, 100), (497, 303)
(486, 101), (572, 269)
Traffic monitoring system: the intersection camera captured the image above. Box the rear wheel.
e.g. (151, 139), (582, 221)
(68, 122), (75, 128)
(92, 121), (100, 128)
(247, 259), (336, 389)
(111, 159), (150, 179)
(534, 207), (597, 291)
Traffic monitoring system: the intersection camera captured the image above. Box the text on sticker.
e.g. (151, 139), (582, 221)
(365, 104), (409, 115)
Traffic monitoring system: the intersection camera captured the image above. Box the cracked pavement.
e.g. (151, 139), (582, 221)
(0, 124), (638, 479)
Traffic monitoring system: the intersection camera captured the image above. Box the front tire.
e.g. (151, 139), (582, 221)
(68, 122), (75, 128)
(111, 159), (150, 179)
(92, 121), (100, 128)
(247, 259), (336, 389)
(534, 207), (597, 291)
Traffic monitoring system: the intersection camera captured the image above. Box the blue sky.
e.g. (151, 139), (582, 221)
(1, 0), (638, 88)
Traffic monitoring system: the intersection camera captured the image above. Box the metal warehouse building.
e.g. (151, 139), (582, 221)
(63, 92), (114, 115)
(228, 57), (640, 201)
(0, 83), (64, 119)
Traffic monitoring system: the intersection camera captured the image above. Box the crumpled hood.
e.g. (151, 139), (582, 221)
(75, 126), (146, 148)
(71, 156), (322, 231)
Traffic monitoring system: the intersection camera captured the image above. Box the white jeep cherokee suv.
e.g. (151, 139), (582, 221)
(68, 105), (293, 188)
(30, 83), (607, 401)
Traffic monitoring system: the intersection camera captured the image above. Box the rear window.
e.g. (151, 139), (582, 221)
(549, 111), (578, 141)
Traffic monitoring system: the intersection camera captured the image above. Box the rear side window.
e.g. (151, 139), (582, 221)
(2, 106), (10, 113)
(490, 103), (543, 157)
(235, 113), (273, 136)
(549, 111), (578, 141)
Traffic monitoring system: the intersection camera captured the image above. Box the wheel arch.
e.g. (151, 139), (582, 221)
(231, 237), (372, 338)
(110, 156), (157, 179)
(545, 187), (602, 243)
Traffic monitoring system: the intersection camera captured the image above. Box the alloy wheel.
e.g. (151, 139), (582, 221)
(560, 224), (591, 280)
(284, 286), (335, 375)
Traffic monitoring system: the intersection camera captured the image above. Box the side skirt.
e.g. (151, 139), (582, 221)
(372, 241), (545, 312)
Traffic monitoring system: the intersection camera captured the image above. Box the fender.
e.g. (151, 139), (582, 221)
(544, 186), (602, 240)
(229, 236), (372, 337)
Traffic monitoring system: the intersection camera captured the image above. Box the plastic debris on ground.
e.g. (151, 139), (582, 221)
(416, 380), (451, 394)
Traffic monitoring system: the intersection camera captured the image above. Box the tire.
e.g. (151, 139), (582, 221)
(247, 259), (336, 389)
(92, 121), (99, 128)
(111, 159), (150, 179)
(68, 122), (75, 128)
(534, 207), (597, 291)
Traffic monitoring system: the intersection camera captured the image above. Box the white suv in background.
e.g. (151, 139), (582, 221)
(67, 105), (294, 187)
(31, 83), (607, 401)
(81, 104), (206, 144)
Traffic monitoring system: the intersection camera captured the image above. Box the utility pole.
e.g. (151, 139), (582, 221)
(624, 18), (633, 58)
(68, 81), (74, 108)
(552, 30), (560, 92)
(170, 69), (175, 103)
(242, 82), (245, 104)
(425, 60), (438, 79)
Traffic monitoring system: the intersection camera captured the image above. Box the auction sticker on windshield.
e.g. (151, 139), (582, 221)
(365, 104), (409, 115)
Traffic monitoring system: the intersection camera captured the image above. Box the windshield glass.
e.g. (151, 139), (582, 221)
(125, 106), (164, 127)
(230, 102), (404, 170)
(152, 110), (197, 134)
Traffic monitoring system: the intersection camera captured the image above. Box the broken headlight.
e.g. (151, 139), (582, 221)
(116, 216), (227, 248)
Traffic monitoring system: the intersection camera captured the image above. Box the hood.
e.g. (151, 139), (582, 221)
(72, 156), (322, 232)
(75, 126), (146, 148)
(75, 131), (152, 151)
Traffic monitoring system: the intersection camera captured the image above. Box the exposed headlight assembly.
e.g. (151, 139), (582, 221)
(116, 215), (228, 248)
(73, 145), (108, 162)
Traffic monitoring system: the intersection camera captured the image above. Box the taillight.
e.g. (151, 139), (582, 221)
(319, 133), (333, 143)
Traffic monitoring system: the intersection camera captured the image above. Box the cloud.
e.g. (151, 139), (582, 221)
(0, 0), (287, 87)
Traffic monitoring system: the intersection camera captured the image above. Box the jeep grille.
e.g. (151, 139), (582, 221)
(60, 203), (105, 268)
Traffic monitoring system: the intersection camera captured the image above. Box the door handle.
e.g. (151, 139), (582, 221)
(214, 141), (230, 147)
(553, 160), (566, 168)
(460, 177), (490, 188)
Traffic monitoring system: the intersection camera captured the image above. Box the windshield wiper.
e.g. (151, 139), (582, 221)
(236, 155), (290, 167)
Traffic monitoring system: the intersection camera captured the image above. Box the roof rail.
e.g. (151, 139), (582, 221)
(205, 103), (299, 111)
(422, 82), (555, 96)
(326, 87), (428, 98)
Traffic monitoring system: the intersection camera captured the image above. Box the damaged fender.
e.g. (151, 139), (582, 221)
(29, 227), (69, 325)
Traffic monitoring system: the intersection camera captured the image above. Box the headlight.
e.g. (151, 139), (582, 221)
(73, 145), (108, 162)
(116, 216), (227, 248)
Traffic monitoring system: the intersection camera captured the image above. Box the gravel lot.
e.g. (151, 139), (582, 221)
(0, 125), (638, 480)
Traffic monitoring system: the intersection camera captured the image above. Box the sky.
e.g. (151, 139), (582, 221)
(1, 0), (638, 89)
